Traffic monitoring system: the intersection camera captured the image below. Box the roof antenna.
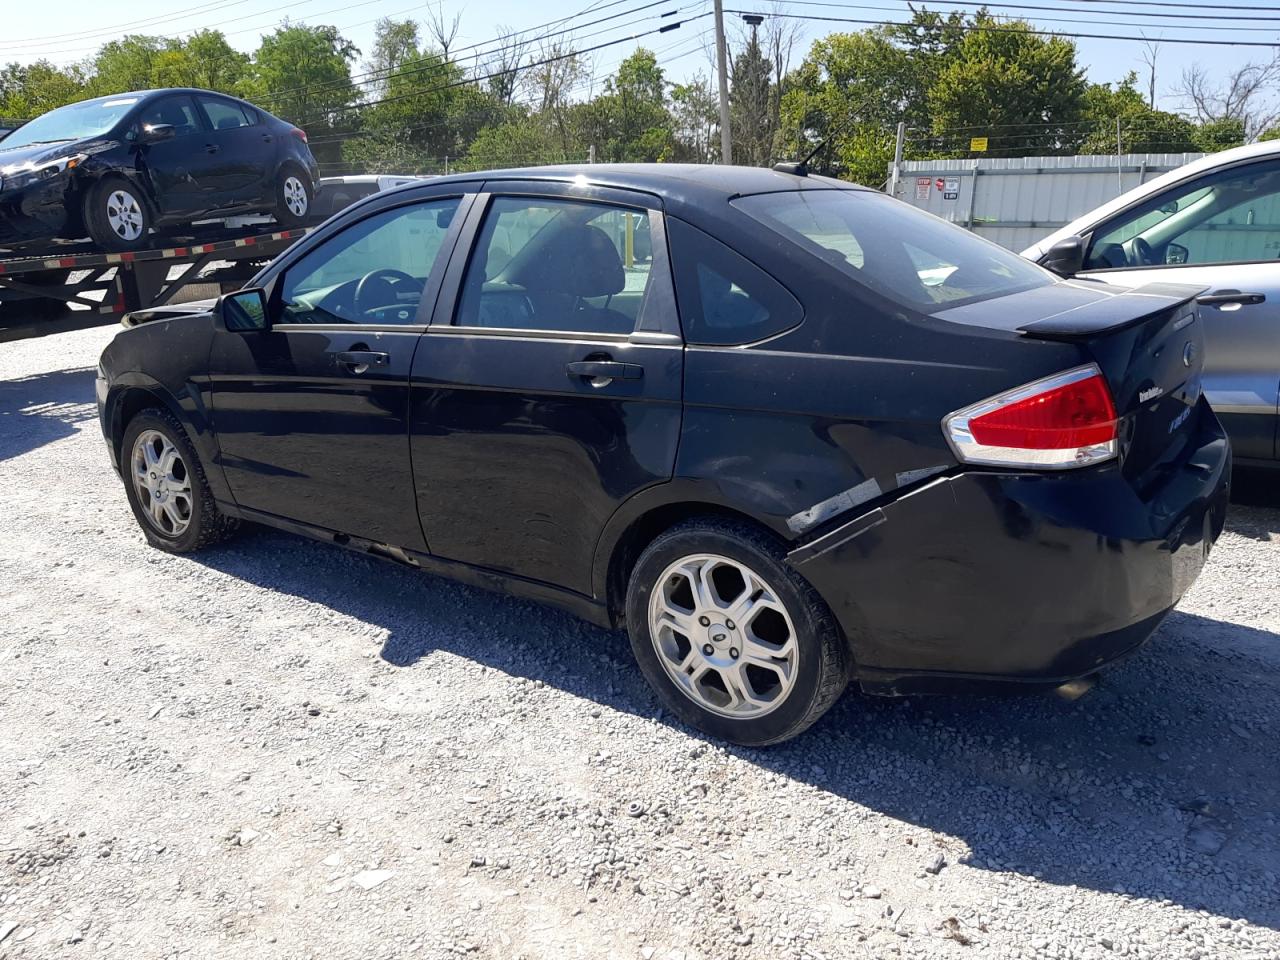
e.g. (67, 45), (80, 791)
(772, 104), (871, 177)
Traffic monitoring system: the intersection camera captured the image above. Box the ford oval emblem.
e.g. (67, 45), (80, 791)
(1182, 341), (1198, 368)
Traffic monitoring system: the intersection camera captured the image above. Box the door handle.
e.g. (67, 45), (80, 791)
(1198, 290), (1265, 306)
(205, 143), (221, 154)
(262, 134), (274, 142)
(336, 350), (389, 372)
(566, 360), (643, 382)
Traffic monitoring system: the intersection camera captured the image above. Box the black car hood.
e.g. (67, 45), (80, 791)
(0, 136), (119, 172)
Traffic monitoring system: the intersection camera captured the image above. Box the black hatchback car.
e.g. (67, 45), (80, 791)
(0, 88), (319, 252)
(96, 165), (1230, 745)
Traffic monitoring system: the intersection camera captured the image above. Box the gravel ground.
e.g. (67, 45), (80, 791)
(2, 324), (1278, 960)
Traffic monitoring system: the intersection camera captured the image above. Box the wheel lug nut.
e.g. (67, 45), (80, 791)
(698, 616), (710, 627)
(729, 647), (739, 659)
(726, 619), (736, 630)
(702, 644), (714, 656)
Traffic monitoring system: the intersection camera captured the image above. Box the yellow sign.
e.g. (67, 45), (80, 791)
(970, 136), (989, 152)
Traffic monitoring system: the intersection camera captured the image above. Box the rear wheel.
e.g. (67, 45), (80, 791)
(120, 408), (238, 553)
(625, 518), (849, 746)
(274, 168), (312, 227)
(84, 176), (151, 251)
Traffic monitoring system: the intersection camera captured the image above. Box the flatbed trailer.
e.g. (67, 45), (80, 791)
(0, 226), (308, 321)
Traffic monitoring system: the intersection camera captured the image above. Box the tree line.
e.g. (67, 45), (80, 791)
(2, 8), (1278, 184)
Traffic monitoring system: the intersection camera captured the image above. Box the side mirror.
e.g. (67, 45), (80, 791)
(141, 123), (175, 143)
(1040, 235), (1086, 277)
(1165, 242), (1189, 265)
(219, 288), (270, 332)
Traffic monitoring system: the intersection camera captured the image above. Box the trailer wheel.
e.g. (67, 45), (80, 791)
(85, 177), (152, 252)
(274, 168), (312, 227)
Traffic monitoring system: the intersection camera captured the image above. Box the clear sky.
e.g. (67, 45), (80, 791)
(2, 0), (1276, 119)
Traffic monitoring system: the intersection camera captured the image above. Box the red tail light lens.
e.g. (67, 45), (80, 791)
(944, 365), (1118, 469)
(291, 128), (308, 143)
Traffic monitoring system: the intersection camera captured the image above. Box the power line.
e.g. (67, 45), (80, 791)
(0, 0), (258, 49)
(287, 10), (710, 126)
(776, 0), (1280, 25)
(778, 0), (1280, 23)
(254, 0), (685, 109)
(729, 9), (1280, 47)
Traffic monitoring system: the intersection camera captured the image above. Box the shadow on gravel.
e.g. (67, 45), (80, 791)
(0, 366), (98, 462)
(192, 508), (1280, 932)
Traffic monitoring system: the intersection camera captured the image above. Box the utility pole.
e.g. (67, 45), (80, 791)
(889, 121), (905, 197)
(713, 0), (733, 164)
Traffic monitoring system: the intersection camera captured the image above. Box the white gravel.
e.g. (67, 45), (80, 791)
(2, 324), (1278, 960)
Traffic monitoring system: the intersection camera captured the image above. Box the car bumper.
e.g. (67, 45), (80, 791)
(0, 179), (71, 248)
(792, 400), (1231, 694)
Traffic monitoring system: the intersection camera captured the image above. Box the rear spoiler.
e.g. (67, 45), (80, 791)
(1016, 282), (1207, 341)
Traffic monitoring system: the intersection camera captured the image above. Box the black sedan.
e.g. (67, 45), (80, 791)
(0, 88), (319, 252)
(96, 165), (1229, 745)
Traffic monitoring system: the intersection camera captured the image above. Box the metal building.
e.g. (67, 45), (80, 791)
(890, 153), (1204, 251)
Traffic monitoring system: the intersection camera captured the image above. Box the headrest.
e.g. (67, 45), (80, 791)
(523, 223), (624, 299)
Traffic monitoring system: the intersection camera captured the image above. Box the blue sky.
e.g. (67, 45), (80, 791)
(2, 0), (1276, 117)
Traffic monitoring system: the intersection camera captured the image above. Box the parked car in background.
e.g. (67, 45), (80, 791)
(310, 175), (428, 223)
(0, 88), (319, 253)
(1024, 140), (1280, 468)
(97, 165), (1228, 745)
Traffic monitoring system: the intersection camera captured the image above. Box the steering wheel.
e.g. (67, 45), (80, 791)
(1131, 237), (1155, 267)
(354, 268), (417, 316)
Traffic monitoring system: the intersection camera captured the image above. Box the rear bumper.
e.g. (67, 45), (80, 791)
(793, 402), (1231, 693)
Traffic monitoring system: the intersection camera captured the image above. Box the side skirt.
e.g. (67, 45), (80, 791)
(217, 501), (615, 630)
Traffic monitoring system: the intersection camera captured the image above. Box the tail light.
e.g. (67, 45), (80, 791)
(291, 128), (308, 143)
(944, 365), (1118, 469)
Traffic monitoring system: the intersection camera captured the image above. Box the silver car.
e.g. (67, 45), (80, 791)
(1024, 141), (1280, 467)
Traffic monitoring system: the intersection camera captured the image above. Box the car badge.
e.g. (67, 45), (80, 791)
(1139, 385), (1163, 403)
(1182, 341), (1198, 367)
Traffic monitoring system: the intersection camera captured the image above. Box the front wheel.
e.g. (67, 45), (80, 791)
(120, 408), (239, 553)
(274, 169), (312, 227)
(84, 176), (151, 251)
(625, 518), (850, 746)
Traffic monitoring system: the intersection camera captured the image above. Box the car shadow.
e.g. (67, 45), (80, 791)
(191, 506), (1280, 931)
(0, 366), (98, 462)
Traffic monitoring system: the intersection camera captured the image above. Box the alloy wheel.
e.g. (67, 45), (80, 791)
(106, 189), (144, 242)
(648, 553), (800, 719)
(283, 176), (309, 217)
(131, 430), (193, 537)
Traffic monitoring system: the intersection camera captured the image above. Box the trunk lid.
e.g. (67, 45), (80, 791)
(936, 280), (1208, 486)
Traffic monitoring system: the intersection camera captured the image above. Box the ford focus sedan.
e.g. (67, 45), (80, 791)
(95, 165), (1229, 745)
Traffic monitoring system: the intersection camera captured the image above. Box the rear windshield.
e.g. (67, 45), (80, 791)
(733, 190), (1054, 311)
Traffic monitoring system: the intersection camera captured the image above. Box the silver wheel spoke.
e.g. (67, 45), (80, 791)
(131, 429), (193, 538)
(649, 553), (800, 721)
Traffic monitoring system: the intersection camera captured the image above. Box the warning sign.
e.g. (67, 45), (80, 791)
(915, 177), (931, 200)
(943, 176), (960, 201)
(970, 136), (988, 152)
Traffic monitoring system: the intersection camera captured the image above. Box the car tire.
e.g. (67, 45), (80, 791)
(624, 517), (850, 746)
(120, 407), (239, 553)
(274, 168), (312, 227)
(84, 176), (151, 252)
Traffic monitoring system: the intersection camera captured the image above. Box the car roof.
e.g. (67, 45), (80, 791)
(1024, 139), (1280, 257)
(379, 163), (865, 215)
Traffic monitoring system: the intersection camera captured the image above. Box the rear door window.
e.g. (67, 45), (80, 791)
(199, 96), (253, 131)
(734, 189), (1053, 311)
(454, 196), (659, 336)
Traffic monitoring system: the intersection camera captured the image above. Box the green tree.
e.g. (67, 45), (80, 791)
(1079, 72), (1198, 154)
(1193, 117), (1246, 152)
(585, 49), (673, 162)
(670, 72), (719, 163)
(730, 33), (774, 166)
(0, 60), (88, 118)
(90, 36), (167, 95)
(928, 15), (1088, 157)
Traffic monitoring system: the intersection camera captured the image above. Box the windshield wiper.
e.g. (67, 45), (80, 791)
(19, 138), (74, 146)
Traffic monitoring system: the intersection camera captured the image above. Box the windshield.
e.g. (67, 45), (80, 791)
(734, 190), (1054, 311)
(0, 96), (139, 152)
